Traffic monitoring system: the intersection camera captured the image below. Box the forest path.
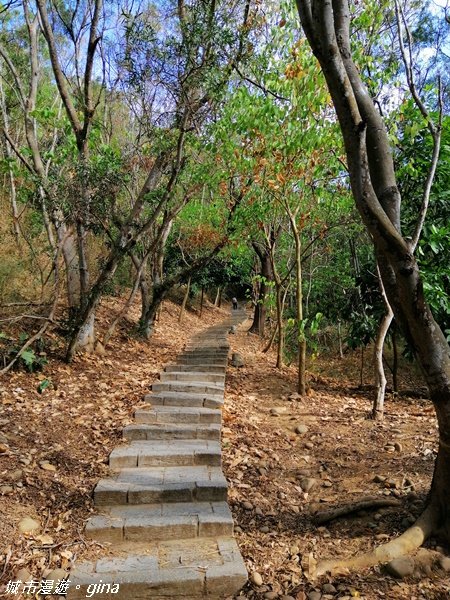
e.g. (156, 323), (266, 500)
(67, 309), (247, 599)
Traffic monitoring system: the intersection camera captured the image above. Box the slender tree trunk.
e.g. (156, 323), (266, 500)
(392, 325), (399, 393)
(249, 242), (273, 336)
(214, 287), (221, 307)
(200, 286), (205, 316)
(372, 310), (394, 419)
(338, 320), (344, 359)
(179, 277), (191, 323)
(290, 218), (306, 395)
(275, 280), (284, 368)
(372, 266), (394, 420)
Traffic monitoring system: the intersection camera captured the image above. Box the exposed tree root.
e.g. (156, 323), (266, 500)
(310, 505), (438, 578)
(313, 496), (401, 525)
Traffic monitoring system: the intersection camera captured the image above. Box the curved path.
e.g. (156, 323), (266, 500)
(68, 310), (247, 599)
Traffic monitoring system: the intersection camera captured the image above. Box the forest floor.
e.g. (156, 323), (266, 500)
(0, 297), (448, 600)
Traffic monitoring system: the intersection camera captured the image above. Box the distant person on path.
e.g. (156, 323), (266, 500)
(232, 297), (238, 310)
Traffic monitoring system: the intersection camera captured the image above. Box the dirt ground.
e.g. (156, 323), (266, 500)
(0, 299), (448, 599)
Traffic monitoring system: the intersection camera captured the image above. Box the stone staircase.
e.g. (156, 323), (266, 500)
(68, 309), (247, 599)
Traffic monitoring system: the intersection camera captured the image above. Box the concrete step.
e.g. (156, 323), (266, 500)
(109, 440), (221, 468)
(165, 363), (226, 373)
(176, 357), (228, 365)
(135, 406), (221, 425)
(94, 466), (228, 505)
(85, 501), (233, 543)
(123, 423), (221, 441)
(143, 392), (223, 409)
(151, 381), (224, 396)
(68, 537), (247, 600)
(159, 370), (225, 383)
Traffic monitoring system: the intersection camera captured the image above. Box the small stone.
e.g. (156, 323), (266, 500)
(281, 596), (296, 600)
(10, 469), (23, 482)
(19, 457), (31, 466)
(0, 443), (9, 453)
(385, 557), (415, 578)
(305, 442), (314, 449)
(439, 556), (450, 572)
(294, 424), (309, 435)
(234, 526), (243, 533)
(322, 480), (333, 488)
(394, 442), (403, 452)
(260, 526), (270, 533)
(270, 408), (283, 416)
(264, 592), (278, 599)
(15, 568), (32, 586)
(308, 592), (322, 600)
(231, 352), (244, 367)
(45, 569), (70, 591)
(19, 517), (40, 534)
(0, 485), (13, 495)
(243, 501), (254, 510)
(39, 461), (57, 472)
(373, 474), (386, 483)
(322, 583), (337, 594)
(384, 444), (395, 452)
(300, 477), (317, 492)
(250, 571), (263, 586)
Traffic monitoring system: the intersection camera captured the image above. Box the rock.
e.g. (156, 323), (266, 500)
(255, 507), (263, 516)
(0, 442), (9, 453)
(281, 596), (296, 600)
(234, 526), (243, 533)
(19, 517), (40, 534)
(305, 442), (314, 449)
(439, 555), (450, 572)
(385, 557), (415, 579)
(243, 501), (254, 510)
(322, 480), (333, 488)
(250, 571), (263, 586)
(373, 474), (386, 483)
(288, 392), (302, 401)
(231, 352), (244, 367)
(229, 326), (237, 334)
(300, 477), (317, 492)
(39, 461), (57, 472)
(45, 569), (70, 591)
(294, 424), (309, 435)
(260, 526), (270, 533)
(394, 442), (403, 452)
(270, 408), (283, 416)
(15, 568), (33, 586)
(10, 469), (23, 482)
(307, 592), (322, 600)
(0, 485), (13, 495)
(322, 583), (337, 594)
(264, 592), (278, 599)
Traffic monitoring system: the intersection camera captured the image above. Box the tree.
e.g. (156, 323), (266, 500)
(296, 0), (450, 575)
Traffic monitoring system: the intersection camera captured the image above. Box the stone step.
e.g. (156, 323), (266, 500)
(94, 466), (228, 505)
(151, 381), (224, 396)
(85, 501), (233, 543)
(135, 406), (221, 425)
(159, 370), (225, 383)
(143, 392), (223, 409)
(109, 440), (221, 468)
(176, 357), (228, 365)
(123, 423), (221, 441)
(165, 363), (226, 373)
(181, 349), (229, 356)
(68, 537), (247, 600)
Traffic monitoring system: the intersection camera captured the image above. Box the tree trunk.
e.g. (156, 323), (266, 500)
(214, 286), (221, 307)
(275, 280), (284, 368)
(178, 277), (191, 323)
(249, 241), (273, 336)
(200, 286), (205, 316)
(392, 325), (399, 393)
(372, 310), (394, 420)
(372, 266), (394, 420)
